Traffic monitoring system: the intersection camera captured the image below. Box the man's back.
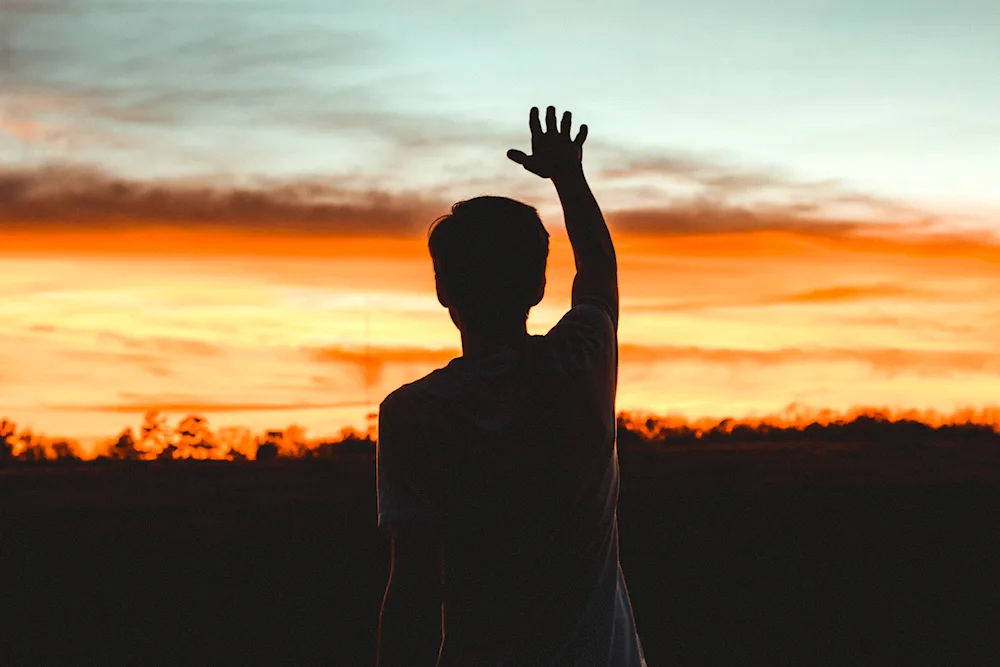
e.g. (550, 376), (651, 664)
(377, 297), (645, 666)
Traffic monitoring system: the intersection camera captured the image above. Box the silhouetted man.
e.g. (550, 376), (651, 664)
(377, 106), (646, 667)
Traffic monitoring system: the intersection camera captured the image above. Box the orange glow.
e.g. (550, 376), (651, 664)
(2, 224), (999, 440)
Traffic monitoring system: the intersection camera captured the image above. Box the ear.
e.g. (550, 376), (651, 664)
(435, 274), (451, 308)
(529, 275), (546, 308)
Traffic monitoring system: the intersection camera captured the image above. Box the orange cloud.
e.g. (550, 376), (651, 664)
(96, 332), (221, 357)
(0, 117), (64, 142)
(619, 344), (996, 377)
(613, 229), (1000, 264)
(308, 345), (459, 387)
(771, 284), (921, 304)
(50, 399), (368, 414)
(60, 350), (173, 377)
(624, 283), (928, 313)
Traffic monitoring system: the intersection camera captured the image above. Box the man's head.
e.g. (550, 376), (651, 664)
(428, 196), (549, 334)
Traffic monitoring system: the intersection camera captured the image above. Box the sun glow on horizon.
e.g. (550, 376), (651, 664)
(2, 223), (999, 442)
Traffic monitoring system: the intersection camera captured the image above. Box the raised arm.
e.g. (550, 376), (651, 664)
(507, 106), (618, 326)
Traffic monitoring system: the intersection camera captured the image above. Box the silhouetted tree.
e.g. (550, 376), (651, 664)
(612, 409), (1000, 448)
(255, 430), (283, 460)
(16, 430), (45, 462)
(335, 427), (375, 455)
(0, 418), (15, 463)
(157, 442), (178, 461)
(111, 428), (139, 461)
(51, 440), (78, 461)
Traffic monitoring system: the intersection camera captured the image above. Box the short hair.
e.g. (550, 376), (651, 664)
(428, 196), (549, 331)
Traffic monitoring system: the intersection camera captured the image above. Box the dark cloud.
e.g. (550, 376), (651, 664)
(605, 201), (866, 236)
(0, 164), (446, 236)
(0, 162), (928, 241)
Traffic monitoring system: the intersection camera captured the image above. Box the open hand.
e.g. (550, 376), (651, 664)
(507, 106), (588, 180)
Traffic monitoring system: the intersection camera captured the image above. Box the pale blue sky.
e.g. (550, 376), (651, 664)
(2, 0), (998, 228)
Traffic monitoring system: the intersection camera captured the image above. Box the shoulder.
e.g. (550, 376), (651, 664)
(547, 296), (616, 346)
(542, 296), (617, 377)
(377, 383), (429, 465)
(379, 383), (417, 416)
(552, 295), (616, 335)
(379, 384), (423, 433)
(379, 363), (458, 424)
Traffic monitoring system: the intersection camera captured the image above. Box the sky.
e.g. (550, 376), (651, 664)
(1, 0), (999, 441)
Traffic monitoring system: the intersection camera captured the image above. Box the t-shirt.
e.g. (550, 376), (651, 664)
(377, 296), (647, 667)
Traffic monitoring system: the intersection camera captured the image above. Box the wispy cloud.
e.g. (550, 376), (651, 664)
(595, 150), (947, 237)
(0, 2), (961, 241)
(0, 0), (374, 123)
(769, 284), (921, 304)
(0, 116), (63, 143)
(303, 341), (1000, 383)
(59, 349), (173, 377)
(619, 344), (998, 377)
(51, 398), (368, 414)
(308, 345), (459, 387)
(625, 283), (930, 314)
(95, 332), (222, 357)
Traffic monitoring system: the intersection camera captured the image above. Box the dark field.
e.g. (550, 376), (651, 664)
(4, 441), (1000, 666)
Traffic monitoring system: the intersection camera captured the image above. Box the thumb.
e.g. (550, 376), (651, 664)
(506, 149), (529, 165)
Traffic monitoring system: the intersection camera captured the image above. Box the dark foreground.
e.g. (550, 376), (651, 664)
(4, 442), (1000, 666)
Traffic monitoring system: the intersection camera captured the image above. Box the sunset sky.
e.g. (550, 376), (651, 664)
(2, 0), (999, 442)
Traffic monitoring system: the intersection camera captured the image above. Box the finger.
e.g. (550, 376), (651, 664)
(574, 123), (588, 148)
(529, 107), (542, 137)
(508, 151), (542, 175)
(545, 106), (557, 133)
(560, 110), (571, 137)
(506, 149), (529, 165)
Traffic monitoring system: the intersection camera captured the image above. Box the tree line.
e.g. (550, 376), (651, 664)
(0, 411), (374, 464)
(2, 407), (998, 465)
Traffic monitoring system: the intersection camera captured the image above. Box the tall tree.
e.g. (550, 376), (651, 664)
(0, 419), (16, 463)
(111, 428), (139, 461)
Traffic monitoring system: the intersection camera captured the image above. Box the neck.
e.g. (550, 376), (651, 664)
(460, 322), (530, 359)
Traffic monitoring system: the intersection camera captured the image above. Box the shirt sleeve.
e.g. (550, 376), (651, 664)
(376, 391), (440, 528)
(573, 294), (618, 331)
(546, 295), (618, 380)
